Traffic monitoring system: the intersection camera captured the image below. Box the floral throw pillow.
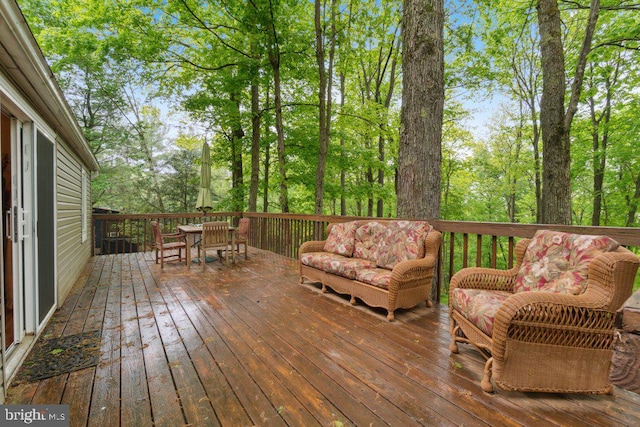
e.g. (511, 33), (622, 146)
(323, 221), (359, 257)
(514, 230), (619, 295)
(353, 222), (387, 261)
(376, 221), (431, 270)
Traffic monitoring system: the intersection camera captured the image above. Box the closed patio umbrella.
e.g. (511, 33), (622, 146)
(196, 141), (213, 215)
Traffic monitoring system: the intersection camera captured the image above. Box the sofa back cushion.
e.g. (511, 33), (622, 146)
(376, 221), (432, 270)
(323, 221), (359, 257)
(354, 221), (386, 262)
(514, 230), (620, 295)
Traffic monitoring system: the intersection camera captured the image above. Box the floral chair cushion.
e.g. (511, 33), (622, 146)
(514, 230), (620, 295)
(355, 267), (392, 290)
(451, 288), (512, 337)
(376, 221), (431, 270)
(323, 221), (359, 257)
(354, 221), (387, 262)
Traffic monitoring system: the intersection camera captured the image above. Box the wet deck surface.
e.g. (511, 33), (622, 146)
(6, 249), (640, 426)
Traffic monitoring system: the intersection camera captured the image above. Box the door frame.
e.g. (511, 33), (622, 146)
(0, 90), (57, 395)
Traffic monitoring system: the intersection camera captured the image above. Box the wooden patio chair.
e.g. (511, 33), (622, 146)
(449, 229), (640, 394)
(232, 218), (250, 259)
(150, 221), (187, 269)
(198, 221), (231, 269)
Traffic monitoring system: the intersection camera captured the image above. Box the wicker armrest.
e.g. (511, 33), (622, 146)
(449, 238), (529, 293)
(491, 291), (619, 359)
(450, 267), (518, 293)
(389, 255), (437, 289)
(388, 230), (442, 291)
(586, 248), (640, 311)
(299, 240), (326, 256)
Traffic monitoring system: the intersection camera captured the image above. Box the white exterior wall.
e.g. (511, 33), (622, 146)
(56, 143), (92, 303)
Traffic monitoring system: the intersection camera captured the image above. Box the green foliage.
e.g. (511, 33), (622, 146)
(19, 0), (640, 235)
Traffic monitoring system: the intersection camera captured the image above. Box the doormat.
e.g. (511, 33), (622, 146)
(14, 330), (102, 384)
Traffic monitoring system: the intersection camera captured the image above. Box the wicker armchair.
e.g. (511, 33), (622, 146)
(449, 230), (639, 394)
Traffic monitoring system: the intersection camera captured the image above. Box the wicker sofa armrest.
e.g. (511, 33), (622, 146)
(389, 230), (441, 290)
(299, 240), (327, 256)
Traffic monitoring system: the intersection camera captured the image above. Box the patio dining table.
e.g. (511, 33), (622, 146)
(177, 224), (236, 268)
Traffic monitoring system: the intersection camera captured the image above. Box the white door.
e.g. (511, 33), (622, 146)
(1, 113), (35, 353)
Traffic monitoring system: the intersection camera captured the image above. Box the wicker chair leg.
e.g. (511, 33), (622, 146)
(426, 299), (433, 308)
(449, 324), (460, 353)
(481, 357), (494, 393)
(321, 284), (327, 293)
(350, 296), (356, 305)
(387, 311), (395, 321)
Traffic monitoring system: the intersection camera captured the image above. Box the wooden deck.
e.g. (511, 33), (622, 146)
(6, 248), (640, 426)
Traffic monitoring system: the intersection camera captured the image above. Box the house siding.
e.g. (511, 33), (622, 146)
(56, 142), (92, 303)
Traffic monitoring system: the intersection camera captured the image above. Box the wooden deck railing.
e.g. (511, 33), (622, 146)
(93, 211), (243, 256)
(92, 212), (640, 301)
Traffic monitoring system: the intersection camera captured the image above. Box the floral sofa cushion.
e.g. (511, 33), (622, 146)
(514, 230), (620, 295)
(325, 258), (376, 280)
(301, 252), (345, 270)
(450, 288), (512, 337)
(376, 221), (431, 270)
(301, 252), (375, 280)
(353, 221), (386, 262)
(355, 267), (392, 290)
(323, 221), (359, 257)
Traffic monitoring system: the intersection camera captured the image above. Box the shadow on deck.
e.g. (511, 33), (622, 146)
(6, 248), (640, 426)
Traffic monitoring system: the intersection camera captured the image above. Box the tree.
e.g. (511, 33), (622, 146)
(537, 0), (600, 224)
(162, 148), (200, 212)
(313, 0), (337, 214)
(397, 0), (445, 220)
(478, 4), (543, 222)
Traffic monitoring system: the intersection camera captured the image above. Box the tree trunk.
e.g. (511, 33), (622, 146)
(375, 34), (400, 218)
(537, 0), (570, 224)
(249, 79), (260, 212)
(314, 0), (336, 215)
(377, 134), (385, 217)
(590, 59), (618, 226)
(397, 0), (444, 220)
(340, 73), (347, 216)
(537, 0), (599, 224)
(626, 172), (640, 227)
(531, 101), (542, 223)
(261, 87), (271, 212)
(229, 93), (245, 212)
(267, 20), (289, 213)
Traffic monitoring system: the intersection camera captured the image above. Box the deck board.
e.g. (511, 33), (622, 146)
(6, 248), (640, 426)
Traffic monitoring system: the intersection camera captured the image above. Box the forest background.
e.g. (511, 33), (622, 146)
(18, 0), (640, 227)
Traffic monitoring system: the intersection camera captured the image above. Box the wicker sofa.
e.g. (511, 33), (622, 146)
(299, 220), (442, 321)
(449, 229), (640, 394)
